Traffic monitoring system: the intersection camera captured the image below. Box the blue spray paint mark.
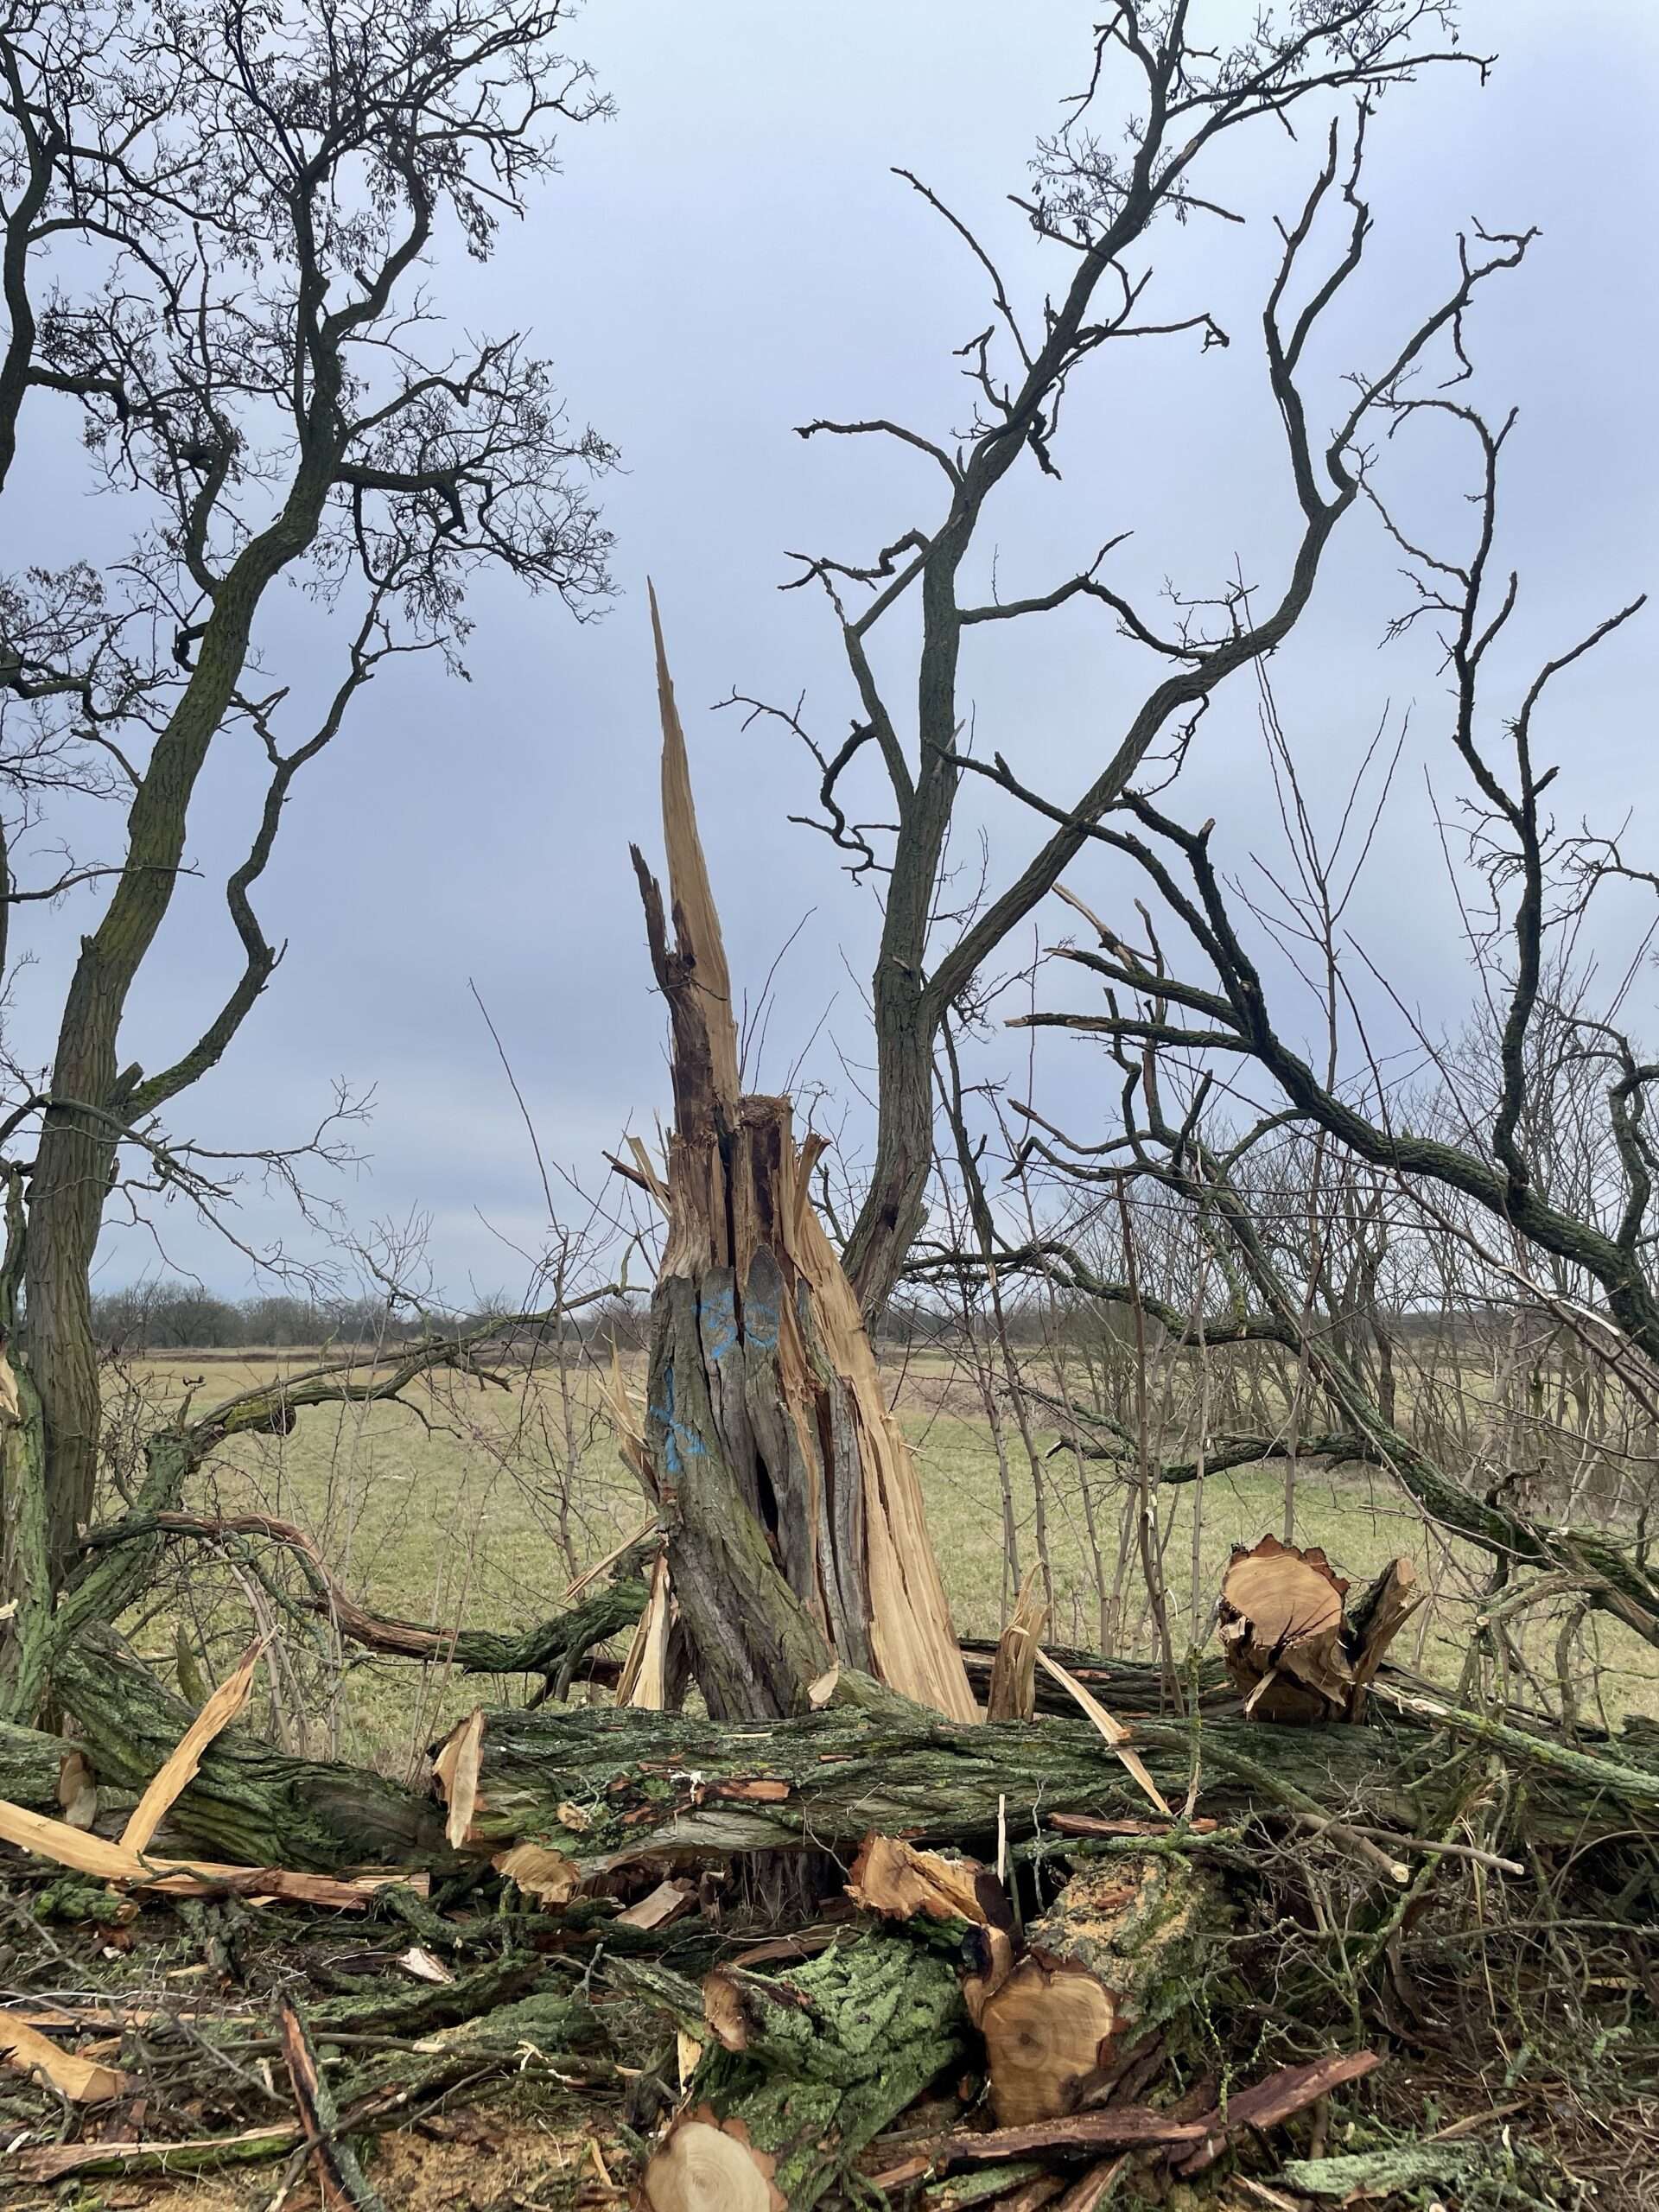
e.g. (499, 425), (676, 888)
(650, 1362), (706, 1478)
(744, 1290), (779, 1354)
(701, 1282), (738, 1363)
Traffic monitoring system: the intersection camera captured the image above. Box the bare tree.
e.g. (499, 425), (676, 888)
(980, 375), (1659, 1648)
(0, 0), (613, 1701)
(742, 3), (1490, 1320)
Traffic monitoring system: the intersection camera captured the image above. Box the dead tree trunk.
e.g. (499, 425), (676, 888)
(626, 596), (975, 1724)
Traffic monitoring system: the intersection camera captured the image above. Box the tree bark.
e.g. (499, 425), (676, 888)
(23, 442), (340, 1580)
(52, 1630), (448, 1871)
(458, 1697), (1657, 1867)
(645, 1933), (967, 2212)
(0, 1715), (71, 1809)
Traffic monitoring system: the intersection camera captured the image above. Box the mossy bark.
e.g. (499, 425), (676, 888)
(463, 1705), (1405, 1866)
(980, 1854), (1224, 2123)
(54, 1630), (448, 1870)
(660, 1934), (967, 2209)
(0, 1715), (70, 1808)
(0, 1363), (52, 1721)
(465, 1700), (1657, 1872)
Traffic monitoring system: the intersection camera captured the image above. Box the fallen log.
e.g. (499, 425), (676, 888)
(978, 1855), (1224, 2125)
(458, 1696), (1656, 1870)
(35, 1623), (1656, 1895)
(644, 1932), (967, 2211)
(0, 1717), (73, 1810)
(52, 1629), (448, 1870)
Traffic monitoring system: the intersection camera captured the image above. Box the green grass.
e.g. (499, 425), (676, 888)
(118, 1348), (1659, 1772)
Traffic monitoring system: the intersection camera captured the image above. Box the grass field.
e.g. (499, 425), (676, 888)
(118, 1345), (1659, 1773)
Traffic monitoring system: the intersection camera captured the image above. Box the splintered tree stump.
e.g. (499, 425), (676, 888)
(645, 1934), (967, 2211)
(1217, 1537), (1419, 1723)
(979, 1855), (1223, 2126)
(627, 599), (976, 1725)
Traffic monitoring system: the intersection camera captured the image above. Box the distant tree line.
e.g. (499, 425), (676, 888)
(86, 1284), (657, 1355)
(89, 1285), (420, 1351)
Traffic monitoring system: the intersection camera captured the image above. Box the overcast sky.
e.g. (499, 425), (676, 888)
(10, 0), (1658, 1306)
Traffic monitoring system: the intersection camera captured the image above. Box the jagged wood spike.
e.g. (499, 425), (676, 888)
(650, 580), (741, 1113)
(787, 1190), (978, 1720)
(987, 1564), (1048, 1723)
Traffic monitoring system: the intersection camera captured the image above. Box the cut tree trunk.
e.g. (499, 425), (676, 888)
(626, 597), (975, 1724)
(643, 1932), (967, 2212)
(979, 1856), (1223, 2125)
(1217, 1538), (1418, 1722)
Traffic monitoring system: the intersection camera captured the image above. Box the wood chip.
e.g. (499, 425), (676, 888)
(491, 1840), (581, 1907)
(432, 1707), (485, 1850)
(0, 2014), (129, 2103)
(55, 1750), (98, 1831)
(618, 1877), (696, 1930)
(1034, 1648), (1173, 1817)
(396, 1946), (454, 1985)
(121, 1635), (267, 1855)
